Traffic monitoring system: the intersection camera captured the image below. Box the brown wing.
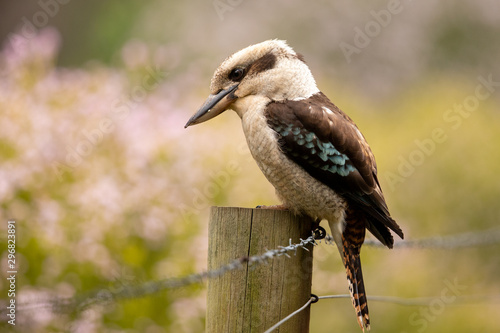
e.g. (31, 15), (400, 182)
(265, 92), (403, 246)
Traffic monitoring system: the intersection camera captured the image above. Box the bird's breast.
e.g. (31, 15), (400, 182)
(241, 105), (346, 222)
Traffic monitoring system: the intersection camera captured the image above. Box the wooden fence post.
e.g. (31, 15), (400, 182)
(207, 206), (314, 333)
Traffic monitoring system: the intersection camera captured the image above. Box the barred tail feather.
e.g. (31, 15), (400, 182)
(343, 237), (370, 331)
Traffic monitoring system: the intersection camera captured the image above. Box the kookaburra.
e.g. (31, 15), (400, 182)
(185, 40), (404, 330)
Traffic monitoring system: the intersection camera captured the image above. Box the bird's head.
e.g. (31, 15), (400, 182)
(185, 39), (319, 128)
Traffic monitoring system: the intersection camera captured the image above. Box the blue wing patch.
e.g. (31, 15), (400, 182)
(274, 125), (357, 177)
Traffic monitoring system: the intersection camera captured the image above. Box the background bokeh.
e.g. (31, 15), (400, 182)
(1, 1), (499, 332)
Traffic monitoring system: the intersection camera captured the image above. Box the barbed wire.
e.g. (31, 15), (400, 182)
(265, 227), (500, 332)
(11, 233), (318, 315)
(319, 293), (500, 306)
(265, 292), (500, 332)
(264, 295), (318, 333)
(322, 227), (500, 249)
(6, 227), (500, 326)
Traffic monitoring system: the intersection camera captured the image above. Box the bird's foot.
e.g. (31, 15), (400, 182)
(255, 204), (288, 211)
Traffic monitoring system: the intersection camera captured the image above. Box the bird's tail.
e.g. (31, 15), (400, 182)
(342, 230), (370, 331)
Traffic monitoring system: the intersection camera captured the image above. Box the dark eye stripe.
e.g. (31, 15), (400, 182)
(247, 52), (277, 75)
(228, 52), (277, 83)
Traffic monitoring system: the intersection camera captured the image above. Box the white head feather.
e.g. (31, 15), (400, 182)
(210, 40), (319, 117)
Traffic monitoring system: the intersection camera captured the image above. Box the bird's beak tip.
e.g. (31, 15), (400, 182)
(184, 119), (195, 129)
(184, 84), (238, 129)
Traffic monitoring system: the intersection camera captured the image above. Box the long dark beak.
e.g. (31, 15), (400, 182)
(184, 84), (239, 128)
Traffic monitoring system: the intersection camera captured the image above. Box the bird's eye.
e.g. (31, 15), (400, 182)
(228, 68), (245, 81)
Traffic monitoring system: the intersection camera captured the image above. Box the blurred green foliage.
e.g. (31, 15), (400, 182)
(0, 1), (500, 332)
